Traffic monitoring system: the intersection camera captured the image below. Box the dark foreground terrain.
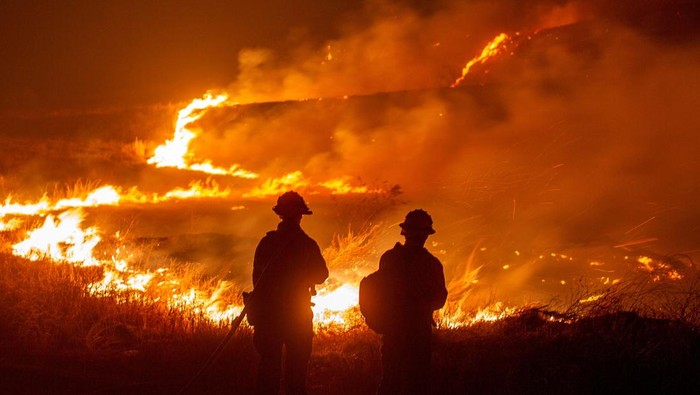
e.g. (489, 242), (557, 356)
(1, 250), (699, 395)
(1, 310), (698, 394)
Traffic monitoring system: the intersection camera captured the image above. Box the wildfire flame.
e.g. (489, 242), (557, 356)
(146, 93), (380, 198)
(5, 20), (677, 333)
(5, 195), (526, 330)
(319, 177), (370, 195)
(243, 171), (310, 198)
(8, 191), (665, 331)
(11, 208), (243, 323)
(147, 92), (258, 178)
(451, 33), (512, 88)
(0, 180), (230, 220)
(13, 209), (101, 266)
(1, 179), (368, 328)
(312, 283), (362, 328)
(7, 206), (369, 328)
(243, 171), (373, 198)
(636, 255), (683, 282)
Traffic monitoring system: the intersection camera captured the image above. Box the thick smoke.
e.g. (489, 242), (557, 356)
(219, 0), (578, 103)
(186, 0), (700, 304)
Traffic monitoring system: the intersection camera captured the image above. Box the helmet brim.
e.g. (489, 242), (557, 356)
(399, 222), (435, 235)
(273, 206), (313, 216)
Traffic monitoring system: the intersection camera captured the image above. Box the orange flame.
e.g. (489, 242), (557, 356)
(9, 207), (572, 330)
(636, 255), (683, 282)
(12, 208), (243, 323)
(312, 283), (361, 328)
(0, 180), (230, 220)
(12, 209), (102, 266)
(146, 93), (378, 199)
(319, 177), (370, 194)
(243, 171), (375, 198)
(438, 302), (518, 329)
(243, 171), (310, 198)
(147, 92), (258, 178)
(451, 33), (512, 88)
(9, 207), (373, 327)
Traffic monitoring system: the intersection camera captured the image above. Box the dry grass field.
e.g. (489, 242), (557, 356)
(1, 249), (698, 394)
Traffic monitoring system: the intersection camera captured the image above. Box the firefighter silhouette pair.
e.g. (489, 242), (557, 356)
(247, 191), (447, 395)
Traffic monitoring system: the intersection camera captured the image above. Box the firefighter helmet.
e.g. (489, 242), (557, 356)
(272, 191), (313, 216)
(399, 209), (435, 235)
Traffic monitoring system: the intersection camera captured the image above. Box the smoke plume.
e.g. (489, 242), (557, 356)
(152, 0), (700, 304)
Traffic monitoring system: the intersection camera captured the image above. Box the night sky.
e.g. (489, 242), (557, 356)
(0, 0), (363, 112)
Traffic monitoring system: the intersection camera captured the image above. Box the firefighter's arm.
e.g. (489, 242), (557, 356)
(307, 240), (329, 285)
(429, 261), (448, 310)
(252, 235), (273, 285)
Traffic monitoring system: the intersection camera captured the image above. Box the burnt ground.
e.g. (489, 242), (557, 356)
(1, 311), (698, 395)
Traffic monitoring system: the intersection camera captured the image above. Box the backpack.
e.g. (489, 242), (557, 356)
(359, 270), (390, 334)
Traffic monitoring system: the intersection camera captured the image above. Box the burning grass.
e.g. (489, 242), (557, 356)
(0, 253), (227, 355)
(1, 249), (698, 394)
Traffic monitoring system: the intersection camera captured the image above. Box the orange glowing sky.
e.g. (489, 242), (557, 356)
(0, 0), (362, 112)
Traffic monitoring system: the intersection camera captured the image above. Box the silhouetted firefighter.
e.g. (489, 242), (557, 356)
(245, 191), (328, 395)
(360, 209), (447, 395)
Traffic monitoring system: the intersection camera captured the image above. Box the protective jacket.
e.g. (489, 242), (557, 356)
(249, 220), (328, 328)
(377, 242), (447, 333)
